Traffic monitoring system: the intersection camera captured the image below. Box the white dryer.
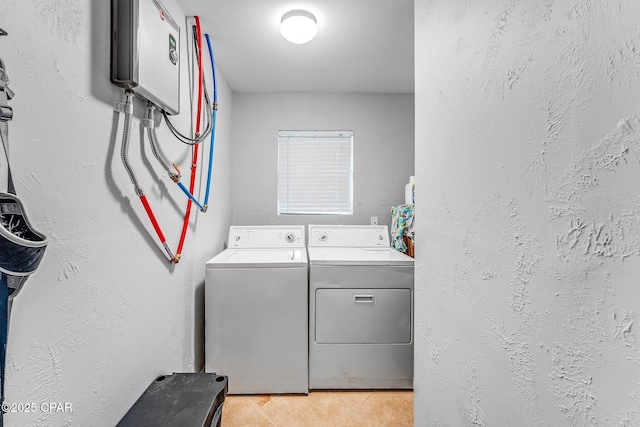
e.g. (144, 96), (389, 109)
(307, 225), (414, 389)
(205, 226), (308, 394)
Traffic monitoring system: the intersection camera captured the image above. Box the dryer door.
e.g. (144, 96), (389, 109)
(315, 288), (412, 344)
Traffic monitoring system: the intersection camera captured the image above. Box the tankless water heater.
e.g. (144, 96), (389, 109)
(111, 0), (181, 115)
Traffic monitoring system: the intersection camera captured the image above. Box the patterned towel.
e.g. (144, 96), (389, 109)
(390, 204), (414, 252)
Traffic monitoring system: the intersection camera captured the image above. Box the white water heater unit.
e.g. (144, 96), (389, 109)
(111, 0), (181, 115)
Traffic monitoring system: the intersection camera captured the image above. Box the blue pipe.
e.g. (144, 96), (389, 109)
(171, 33), (217, 214)
(178, 181), (205, 211)
(205, 33), (218, 104)
(204, 33), (217, 207)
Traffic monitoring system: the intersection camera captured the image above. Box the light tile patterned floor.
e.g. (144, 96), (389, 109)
(221, 390), (413, 427)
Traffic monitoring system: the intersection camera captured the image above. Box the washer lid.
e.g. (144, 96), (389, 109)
(307, 247), (413, 266)
(206, 248), (308, 268)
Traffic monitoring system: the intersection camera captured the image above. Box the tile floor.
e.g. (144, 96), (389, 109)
(221, 390), (413, 427)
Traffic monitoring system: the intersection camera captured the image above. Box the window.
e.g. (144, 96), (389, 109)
(278, 130), (353, 215)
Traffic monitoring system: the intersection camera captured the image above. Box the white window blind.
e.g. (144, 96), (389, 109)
(278, 130), (354, 215)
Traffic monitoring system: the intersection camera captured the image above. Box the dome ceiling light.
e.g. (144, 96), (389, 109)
(280, 10), (318, 44)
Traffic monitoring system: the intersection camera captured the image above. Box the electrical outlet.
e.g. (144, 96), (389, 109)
(371, 216), (378, 225)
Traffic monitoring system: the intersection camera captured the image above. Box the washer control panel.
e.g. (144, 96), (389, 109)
(228, 226), (305, 248)
(308, 225), (389, 247)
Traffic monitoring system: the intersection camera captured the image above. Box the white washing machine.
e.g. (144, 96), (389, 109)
(307, 225), (414, 389)
(205, 225), (308, 394)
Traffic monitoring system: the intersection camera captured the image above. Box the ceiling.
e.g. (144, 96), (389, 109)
(175, 0), (415, 93)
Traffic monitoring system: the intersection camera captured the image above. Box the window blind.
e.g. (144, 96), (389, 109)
(278, 130), (354, 215)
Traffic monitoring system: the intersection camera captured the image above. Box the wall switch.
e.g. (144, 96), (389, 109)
(371, 216), (378, 225)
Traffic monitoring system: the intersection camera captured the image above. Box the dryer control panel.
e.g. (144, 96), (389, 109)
(228, 226), (305, 248)
(308, 225), (389, 247)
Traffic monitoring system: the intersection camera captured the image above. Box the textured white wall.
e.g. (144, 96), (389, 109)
(0, 0), (233, 425)
(415, 0), (640, 425)
(231, 92), (415, 228)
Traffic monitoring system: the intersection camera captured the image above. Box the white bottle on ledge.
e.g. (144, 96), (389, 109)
(405, 176), (414, 205)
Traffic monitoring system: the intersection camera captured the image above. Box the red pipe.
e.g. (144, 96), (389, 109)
(194, 16), (204, 136)
(140, 194), (177, 262)
(175, 16), (204, 260)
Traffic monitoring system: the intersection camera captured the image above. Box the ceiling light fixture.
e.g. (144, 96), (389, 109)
(280, 10), (318, 44)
